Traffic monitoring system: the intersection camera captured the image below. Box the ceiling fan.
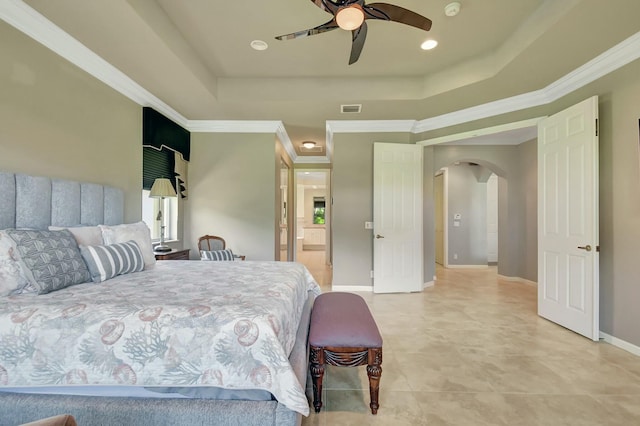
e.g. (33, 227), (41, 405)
(275, 0), (432, 65)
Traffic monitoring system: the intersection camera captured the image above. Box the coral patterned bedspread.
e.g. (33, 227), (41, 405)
(0, 261), (321, 415)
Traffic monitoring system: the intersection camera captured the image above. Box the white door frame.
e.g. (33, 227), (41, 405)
(434, 168), (449, 268)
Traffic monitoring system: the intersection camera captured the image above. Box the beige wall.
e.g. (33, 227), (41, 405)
(445, 164), (489, 266)
(596, 64), (640, 345)
(0, 21), (142, 222)
(332, 132), (412, 287)
(186, 133), (277, 261)
(433, 144), (533, 280)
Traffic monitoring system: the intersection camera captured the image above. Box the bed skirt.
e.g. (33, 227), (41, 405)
(0, 395), (297, 426)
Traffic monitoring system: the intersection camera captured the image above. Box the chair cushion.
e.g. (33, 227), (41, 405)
(309, 292), (382, 348)
(200, 249), (235, 261)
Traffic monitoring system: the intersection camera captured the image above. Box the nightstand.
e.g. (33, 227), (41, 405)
(154, 248), (190, 260)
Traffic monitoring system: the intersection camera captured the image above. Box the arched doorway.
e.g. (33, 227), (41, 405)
(434, 159), (506, 270)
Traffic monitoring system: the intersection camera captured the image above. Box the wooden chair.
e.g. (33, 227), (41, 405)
(197, 235), (246, 260)
(198, 235), (226, 251)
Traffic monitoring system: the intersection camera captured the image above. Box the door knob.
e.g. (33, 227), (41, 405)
(577, 245), (592, 252)
(375, 234), (384, 239)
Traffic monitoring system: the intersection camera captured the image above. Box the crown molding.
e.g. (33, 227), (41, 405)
(326, 120), (416, 133)
(187, 120), (299, 163)
(276, 122), (297, 162)
(544, 30), (640, 100)
(417, 117), (544, 146)
(0, 0), (190, 128)
(335, 30), (640, 135)
(186, 120), (281, 133)
(4, 0), (640, 161)
(412, 30), (640, 133)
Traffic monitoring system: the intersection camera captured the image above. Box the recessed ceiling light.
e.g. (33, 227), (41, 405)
(421, 39), (438, 50)
(250, 40), (268, 51)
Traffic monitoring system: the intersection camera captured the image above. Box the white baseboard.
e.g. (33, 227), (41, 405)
(447, 264), (489, 269)
(498, 274), (538, 286)
(423, 280), (434, 289)
(331, 285), (373, 292)
(600, 331), (640, 356)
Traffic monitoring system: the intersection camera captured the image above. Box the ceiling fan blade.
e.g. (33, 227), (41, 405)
(364, 3), (432, 31)
(275, 19), (339, 41)
(349, 22), (368, 65)
(309, 0), (340, 15)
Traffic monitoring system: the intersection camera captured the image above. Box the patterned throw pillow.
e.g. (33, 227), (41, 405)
(0, 230), (34, 296)
(200, 249), (235, 261)
(6, 229), (91, 294)
(80, 240), (145, 283)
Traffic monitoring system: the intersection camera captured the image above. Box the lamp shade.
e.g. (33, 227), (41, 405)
(149, 178), (177, 198)
(336, 5), (365, 31)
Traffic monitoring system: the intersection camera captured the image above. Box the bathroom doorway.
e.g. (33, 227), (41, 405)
(295, 170), (332, 287)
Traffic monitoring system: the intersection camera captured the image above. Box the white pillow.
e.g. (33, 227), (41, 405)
(99, 222), (156, 268)
(0, 230), (34, 296)
(49, 225), (104, 247)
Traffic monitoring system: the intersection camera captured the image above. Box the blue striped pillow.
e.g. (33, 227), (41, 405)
(80, 240), (145, 283)
(200, 249), (235, 261)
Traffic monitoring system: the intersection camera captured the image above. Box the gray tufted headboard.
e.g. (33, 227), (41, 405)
(0, 172), (124, 230)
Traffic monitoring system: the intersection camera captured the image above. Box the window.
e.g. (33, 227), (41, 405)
(313, 197), (325, 224)
(142, 146), (180, 242)
(142, 190), (178, 241)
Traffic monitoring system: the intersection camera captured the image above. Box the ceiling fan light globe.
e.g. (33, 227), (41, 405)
(336, 5), (365, 31)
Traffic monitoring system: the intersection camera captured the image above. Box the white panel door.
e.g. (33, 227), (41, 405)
(373, 143), (423, 293)
(538, 96), (599, 340)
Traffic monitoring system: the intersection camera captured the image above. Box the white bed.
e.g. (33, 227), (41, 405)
(0, 171), (319, 425)
(0, 260), (320, 416)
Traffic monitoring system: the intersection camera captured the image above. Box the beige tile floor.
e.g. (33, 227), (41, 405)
(299, 261), (640, 426)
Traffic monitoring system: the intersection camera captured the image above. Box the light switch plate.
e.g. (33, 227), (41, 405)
(365, 221), (373, 229)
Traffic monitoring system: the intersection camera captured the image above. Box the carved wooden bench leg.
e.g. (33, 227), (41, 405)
(310, 346), (325, 413)
(366, 347), (383, 414)
(308, 292), (383, 415)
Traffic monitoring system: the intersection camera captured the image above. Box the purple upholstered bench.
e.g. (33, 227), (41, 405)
(309, 292), (383, 414)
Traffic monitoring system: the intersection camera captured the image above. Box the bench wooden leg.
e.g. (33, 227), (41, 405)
(309, 346), (325, 413)
(367, 347), (383, 414)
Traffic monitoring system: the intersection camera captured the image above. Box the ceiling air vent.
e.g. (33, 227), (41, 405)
(341, 104), (362, 114)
